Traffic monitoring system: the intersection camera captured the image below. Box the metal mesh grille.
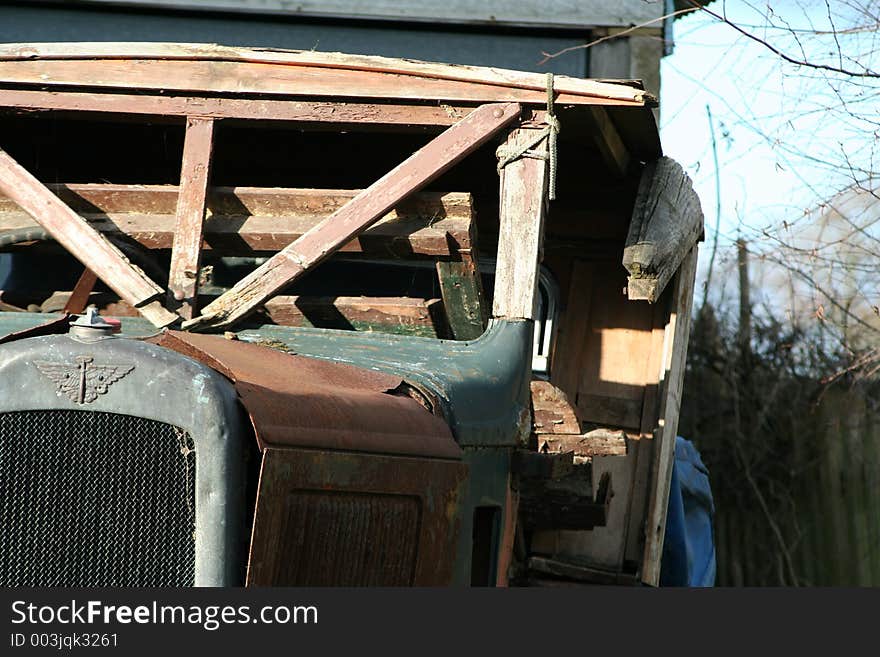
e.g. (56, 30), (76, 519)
(0, 410), (196, 587)
(274, 492), (421, 586)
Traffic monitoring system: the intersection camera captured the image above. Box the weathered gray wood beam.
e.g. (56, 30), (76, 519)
(168, 116), (215, 319)
(492, 127), (550, 320)
(623, 157), (704, 303)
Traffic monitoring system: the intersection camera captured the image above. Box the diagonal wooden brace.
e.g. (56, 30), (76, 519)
(183, 101), (521, 331)
(0, 147), (178, 327)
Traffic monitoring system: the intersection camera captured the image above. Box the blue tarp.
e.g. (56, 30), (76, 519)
(660, 436), (716, 587)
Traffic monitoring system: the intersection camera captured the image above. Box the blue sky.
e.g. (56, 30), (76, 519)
(659, 1), (879, 323)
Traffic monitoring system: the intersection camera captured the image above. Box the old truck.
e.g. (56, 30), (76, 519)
(0, 43), (703, 587)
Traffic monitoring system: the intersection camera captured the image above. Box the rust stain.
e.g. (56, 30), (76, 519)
(149, 330), (461, 459)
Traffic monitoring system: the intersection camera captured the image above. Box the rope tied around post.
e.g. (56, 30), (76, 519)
(496, 72), (560, 200)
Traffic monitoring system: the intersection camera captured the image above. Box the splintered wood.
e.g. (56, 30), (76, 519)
(531, 381), (628, 461)
(183, 102), (521, 330)
(168, 116), (215, 319)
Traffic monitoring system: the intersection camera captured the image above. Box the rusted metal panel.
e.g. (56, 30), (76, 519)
(247, 447), (467, 586)
(150, 330), (462, 460)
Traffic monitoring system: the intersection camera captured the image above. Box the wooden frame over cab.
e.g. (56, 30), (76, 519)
(0, 42), (703, 586)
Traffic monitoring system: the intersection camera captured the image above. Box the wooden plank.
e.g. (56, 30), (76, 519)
(0, 148), (177, 327)
(528, 555), (633, 585)
(492, 127), (549, 320)
(262, 295), (446, 338)
(513, 450), (575, 480)
(168, 117), (215, 319)
(550, 260), (594, 400)
(63, 268), (98, 315)
(435, 257), (485, 340)
(576, 393), (644, 431)
(519, 470), (611, 530)
(585, 106), (630, 178)
(57, 1), (665, 29)
(640, 246), (698, 586)
(496, 483), (518, 587)
(0, 185), (474, 257)
(60, 294), (449, 337)
(538, 429), (628, 458)
(574, 267), (655, 431)
(0, 184), (473, 219)
(0, 43), (652, 105)
(624, 157), (704, 303)
(622, 295), (671, 567)
(531, 380), (580, 435)
(0, 89), (472, 127)
(184, 102), (521, 330)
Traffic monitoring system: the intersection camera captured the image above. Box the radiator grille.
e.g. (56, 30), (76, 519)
(274, 492), (420, 586)
(0, 410), (196, 587)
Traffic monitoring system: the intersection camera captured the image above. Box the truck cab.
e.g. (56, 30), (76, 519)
(0, 43), (702, 586)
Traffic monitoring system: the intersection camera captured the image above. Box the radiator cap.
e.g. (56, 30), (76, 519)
(69, 307), (119, 339)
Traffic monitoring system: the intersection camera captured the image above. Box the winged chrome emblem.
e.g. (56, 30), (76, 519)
(34, 355), (135, 404)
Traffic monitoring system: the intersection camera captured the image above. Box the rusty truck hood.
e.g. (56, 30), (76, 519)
(148, 330), (461, 460)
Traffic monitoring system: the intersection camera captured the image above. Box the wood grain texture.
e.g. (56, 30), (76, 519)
(640, 246), (698, 585)
(531, 380), (580, 435)
(0, 148), (177, 327)
(537, 429), (628, 458)
(572, 266), (655, 431)
(0, 89), (472, 127)
(550, 260), (594, 400)
(0, 60), (647, 108)
(492, 127), (549, 320)
(623, 157), (704, 302)
(0, 42), (652, 105)
(622, 295), (672, 567)
(169, 117), (214, 319)
(184, 102), (520, 330)
(0, 185), (474, 257)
